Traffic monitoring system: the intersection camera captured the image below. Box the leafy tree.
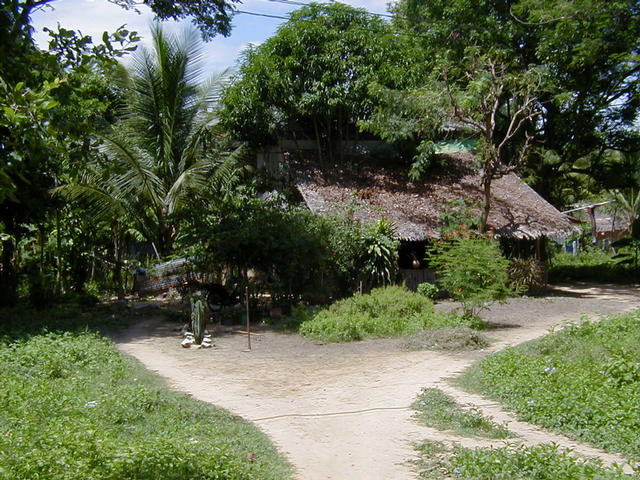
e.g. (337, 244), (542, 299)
(221, 2), (426, 162)
(55, 25), (243, 260)
(391, 0), (640, 204)
(429, 235), (512, 318)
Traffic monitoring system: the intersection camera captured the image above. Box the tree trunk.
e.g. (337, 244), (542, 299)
(113, 228), (124, 299)
(480, 171), (492, 233)
(0, 233), (18, 306)
(55, 208), (62, 294)
(313, 117), (323, 167)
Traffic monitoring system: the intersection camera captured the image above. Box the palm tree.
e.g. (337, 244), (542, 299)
(55, 24), (243, 258)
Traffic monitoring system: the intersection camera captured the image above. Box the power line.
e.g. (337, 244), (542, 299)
(234, 9), (289, 20)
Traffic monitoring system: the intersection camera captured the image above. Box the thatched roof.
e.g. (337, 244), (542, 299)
(294, 153), (577, 241)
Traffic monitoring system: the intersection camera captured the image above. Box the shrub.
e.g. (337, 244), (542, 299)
(299, 285), (483, 342)
(416, 282), (439, 300)
(460, 311), (640, 458)
(548, 245), (636, 284)
(428, 236), (512, 318)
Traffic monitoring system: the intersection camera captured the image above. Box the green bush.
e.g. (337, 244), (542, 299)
(428, 236), (512, 318)
(548, 245), (636, 284)
(299, 285), (484, 342)
(417, 282), (439, 300)
(460, 311), (640, 458)
(0, 331), (292, 480)
(416, 441), (632, 480)
(180, 189), (400, 304)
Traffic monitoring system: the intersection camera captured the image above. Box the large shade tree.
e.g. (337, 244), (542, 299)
(220, 2), (427, 162)
(391, 0), (640, 204)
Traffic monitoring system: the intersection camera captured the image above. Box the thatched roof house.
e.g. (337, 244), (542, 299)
(293, 153), (577, 241)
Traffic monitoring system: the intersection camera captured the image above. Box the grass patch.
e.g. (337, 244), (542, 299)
(0, 330), (292, 480)
(548, 248), (636, 284)
(415, 441), (632, 480)
(459, 310), (640, 459)
(298, 285), (485, 342)
(403, 327), (490, 351)
(412, 388), (511, 439)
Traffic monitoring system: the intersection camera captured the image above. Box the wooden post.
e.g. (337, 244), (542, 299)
(245, 286), (251, 351)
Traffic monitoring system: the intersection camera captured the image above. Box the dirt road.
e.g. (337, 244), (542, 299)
(115, 283), (638, 479)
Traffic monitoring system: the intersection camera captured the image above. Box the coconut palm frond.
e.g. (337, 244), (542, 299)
(99, 133), (164, 207)
(52, 183), (127, 224)
(210, 146), (249, 192)
(165, 158), (217, 215)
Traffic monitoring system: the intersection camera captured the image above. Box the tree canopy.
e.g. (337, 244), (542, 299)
(220, 2), (427, 160)
(391, 0), (640, 204)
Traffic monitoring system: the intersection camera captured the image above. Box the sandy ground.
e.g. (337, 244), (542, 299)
(115, 283), (639, 479)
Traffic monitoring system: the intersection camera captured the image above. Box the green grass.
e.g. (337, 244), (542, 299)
(415, 441), (633, 480)
(298, 285), (485, 342)
(0, 327), (291, 479)
(548, 248), (636, 284)
(412, 388), (511, 439)
(459, 310), (640, 459)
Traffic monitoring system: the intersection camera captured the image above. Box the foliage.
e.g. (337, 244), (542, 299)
(220, 2), (427, 154)
(181, 188), (401, 304)
(415, 441), (632, 480)
(428, 236), (512, 318)
(460, 311), (640, 458)
(360, 219), (400, 288)
(508, 258), (546, 295)
(298, 286), (484, 342)
(392, 0), (640, 205)
(416, 282), (439, 300)
(54, 25), (243, 256)
(412, 388), (511, 438)
(548, 245), (636, 284)
(403, 327), (489, 352)
(0, 330), (292, 479)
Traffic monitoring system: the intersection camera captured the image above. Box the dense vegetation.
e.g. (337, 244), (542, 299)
(460, 311), (640, 458)
(415, 441), (632, 480)
(1, 0), (638, 307)
(548, 246), (637, 284)
(298, 285), (485, 342)
(0, 327), (291, 479)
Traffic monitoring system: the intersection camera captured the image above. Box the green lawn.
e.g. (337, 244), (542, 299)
(0, 318), (291, 479)
(459, 310), (640, 459)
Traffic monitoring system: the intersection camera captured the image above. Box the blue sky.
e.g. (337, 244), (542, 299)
(31, 0), (392, 76)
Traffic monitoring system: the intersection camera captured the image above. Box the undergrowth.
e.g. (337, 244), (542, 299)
(298, 285), (485, 342)
(0, 330), (291, 479)
(548, 248), (636, 284)
(412, 388), (511, 439)
(415, 441), (632, 480)
(459, 310), (640, 459)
